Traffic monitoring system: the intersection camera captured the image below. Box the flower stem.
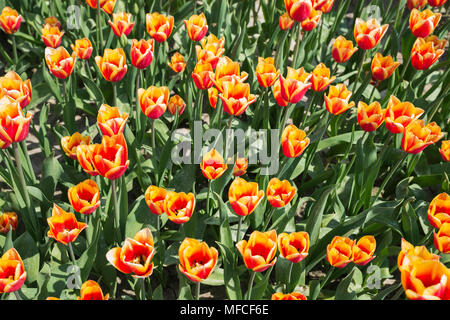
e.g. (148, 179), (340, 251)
(352, 50), (367, 93)
(291, 23), (302, 68)
(112, 82), (117, 107)
(111, 179), (121, 243)
(12, 35), (18, 65)
(13, 290), (22, 300)
(236, 216), (243, 242)
(151, 119), (156, 153)
(140, 278), (146, 300)
(262, 206), (275, 232)
(206, 179), (211, 216)
(246, 271), (256, 300)
(96, 4), (103, 55)
(286, 261), (294, 292)
(195, 281), (201, 300)
(68, 242), (77, 266)
(13, 143), (31, 209)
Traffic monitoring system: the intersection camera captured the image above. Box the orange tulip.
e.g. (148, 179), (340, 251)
(184, 13), (208, 42)
(106, 228), (155, 278)
(0, 248), (26, 293)
(168, 52), (186, 73)
(97, 104), (128, 137)
(45, 16), (61, 28)
(76, 144), (99, 176)
(233, 157), (248, 177)
(284, 0), (313, 22)
(266, 178), (296, 208)
(91, 134), (130, 180)
(219, 78), (256, 117)
(385, 96), (424, 134)
(78, 280), (109, 300)
(407, 0), (428, 10)
(0, 211), (18, 234)
(0, 71), (32, 108)
(0, 97), (32, 149)
(208, 87), (218, 109)
(47, 204), (88, 245)
(371, 52), (401, 81)
(439, 141), (450, 162)
(278, 231), (309, 263)
(272, 79), (289, 107)
(279, 12), (295, 31)
(409, 9), (441, 38)
(61, 132), (91, 159)
(398, 238), (440, 273)
(427, 193), (450, 229)
(138, 85), (169, 119)
(314, 0), (334, 12)
(95, 48), (128, 82)
(411, 36), (447, 70)
(70, 38), (93, 60)
(195, 34), (225, 69)
(279, 67), (312, 104)
(326, 236), (355, 268)
(311, 63), (336, 92)
(85, 0), (97, 9)
(178, 238), (219, 282)
(428, 0), (447, 6)
(211, 56), (249, 93)
(281, 124), (310, 158)
(164, 191), (196, 224)
(228, 177), (264, 217)
(357, 101), (385, 132)
(87, 0), (115, 14)
(45, 46), (77, 80)
(324, 83), (355, 115)
(301, 9), (321, 32)
(434, 222), (450, 254)
(144, 185), (167, 215)
(272, 292), (307, 300)
(401, 120), (445, 154)
(131, 39), (154, 69)
(0, 7), (21, 34)
(200, 148), (227, 180)
(192, 60), (214, 90)
(354, 18), (388, 50)
(146, 12), (174, 43)
(168, 95), (186, 116)
(236, 230), (277, 272)
(256, 57), (280, 88)
(332, 36), (358, 63)
(352, 235), (376, 266)
(108, 12), (135, 37)
(41, 23), (64, 48)
(68, 179), (100, 215)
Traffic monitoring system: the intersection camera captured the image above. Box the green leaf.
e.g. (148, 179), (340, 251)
(305, 186), (334, 246)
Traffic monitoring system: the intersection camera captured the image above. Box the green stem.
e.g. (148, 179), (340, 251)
(352, 50), (367, 93)
(96, 4), (103, 55)
(262, 206), (275, 232)
(197, 90), (204, 122)
(236, 216), (243, 242)
(246, 271), (256, 300)
(112, 82), (117, 106)
(140, 278), (146, 300)
(13, 290), (22, 300)
(68, 242), (77, 266)
(195, 281), (201, 300)
(84, 60), (94, 81)
(291, 23), (302, 68)
(399, 55), (412, 82)
(151, 119), (156, 153)
(286, 261), (294, 292)
(206, 179), (211, 216)
(135, 70), (141, 135)
(111, 179), (121, 243)
(13, 143), (31, 209)
(12, 35), (18, 65)
(224, 116), (233, 160)
(302, 93), (316, 127)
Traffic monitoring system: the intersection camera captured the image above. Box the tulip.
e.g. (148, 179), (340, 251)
(428, 0), (447, 6)
(85, 0), (97, 9)
(354, 18), (388, 50)
(440, 141), (450, 162)
(178, 238), (219, 282)
(398, 238), (440, 273)
(88, 0), (116, 14)
(47, 204), (88, 245)
(371, 52), (401, 81)
(95, 48), (128, 82)
(97, 104), (128, 137)
(401, 120), (445, 154)
(427, 193), (450, 229)
(144, 185), (167, 215)
(311, 63), (336, 92)
(168, 95), (186, 116)
(70, 38), (93, 60)
(196, 34), (225, 69)
(411, 36), (447, 70)
(236, 230), (277, 272)
(91, 134), (130, 180)
(284, 0), (313, 22)
(138, 85), (169, 119)
(279, 12), (295, 31)
(233, 157), (248, 177)
(352, 235), (376, 266)
(192, 61), (214, 90)
(357, 101), (385, 132)
(45, 46), (77, 80)
(78, 280), (109, 300)
(0, 97), (32, 149)
(68, 179), (100, 215)
(76, 144), (99, 176)
(407, 0), (428, 9)
(41, 23), (64, 48)
(184, 13), (208, 42)
(108, 12), (135, 37)
(266, 178), (296, 208)
(200, 148), (227, 180)
(146, 12), (174, 43)
(324, 83), (355, 115)
(326, 236), (355, 268)
(0, 248), (26, 293)
(168, 52), (186, 73)
(0, 7), (21, 34)
(45, 16), (61, 28)
(434, 222), (450, 254)
(332, 36), (358, 63)
(106, 228), (155, 277)
(278, 231), (309, 263)
(211, 56), (249, 93)
(256, 57), (280, 88)
(0, 71), (32, 108)
(315, 0), (334, 12)
(164, 191), (196, 224)
(281, 124), (310, 158)
(131, 39), (154, 69)
(409, 9), (441, 38)
(301, 9), (321, 31)
(272, 79), (289, 107)
(228, 177), (264, 217)
(272, 292), (307, 300)
(61, 132), (91, 160)
(0, 211), (18, 234)
(208, 87), (218, 109)
(385, 95), (424, 134)
(219, 78), (257, 117)
(279, 67), (312, 104)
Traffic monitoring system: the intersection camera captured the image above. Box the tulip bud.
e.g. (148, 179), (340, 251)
(95, 48), (128, 82)
(0, 7), (21, 34)
(281, 124), (310, 158)
(200, 148), (227, 180)
(131, 39), (154, 69)
(357, 101), (385, 132)
(184, 13), (208, 42)
(145, 185), (167, 215)
(45, 46), (77, 80)
(354, 18), (388, 50)
(71, 38), (93, 60)
(146, 12), (174, 43)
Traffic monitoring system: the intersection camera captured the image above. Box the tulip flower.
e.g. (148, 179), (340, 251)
(0, 97), (32, 149)
(131, 39), (154, 69)
(208, 87), (218, 109)
(266, 178), (296, 208)
(278, 231), (309, 263)
(168, 95), (186, 116)
(85, 0), (97, 9)
(236, 230), (277, 272)
(0, 248), (26, 293)
(256, 57), (280, 88)
(427, 193), (450, 229)
(0, 71), (32, 108)
(106, 228), (155, 278)
(281, 124), (310, 158)
(409, 9), (441, 38)
(0, 211), (18, 234)
(301, 9), (321, 31)
(279, 67), (312, 104)
(195, 34), (225, 69)
(411, 36), (447, 70)
(428, 0), (447, 6)
(371, 53), (401, 81)
(192, 60), (214, 90)
(398, 238), (440, 273)
(219, 78), (257, 117)
(326, 236), (355, 268)
(108, 12), (135, 37)
(47, 204), (88, 245)
(61, 132), (91, 159)
(144, 185), (167, 215)
(228, 177), (264, 217)
(68, 179), (100, 215)
(45, 16), (61, 28)
(138, 85), (169, 119)
(70, 38), (93, 60)
(41, 23), (64, 48)
(272, 292), (307, 300)
(324, 84), (355, 115)
(315, 0), (334, 12)
(164, 191), (196, 224)
(311, 63), (336, 92)
(200, 148), (227, 180)
(178, 238), (219, 282)
(439, 141), (450, 162)
(332, 36), (358, 63)
(0, 7), (21, 34)
(384, 96), (424, 134)
(146, 12), (174, 43)
(78, 280), (109, 300)
(44, 46), (77, 80)
(168, 52), (186, 73)
(95, 48), (128, 82)
(354, 18), (388, 50)
(90, 0), (116, 14)
(184, 13), (208, 42)
(233, 157), (248, 177)
(97, 104), (129, 137)
(352, 235), (376, 266)
(279, 12), (295, 31)
(91, 134), (130, 180)
(284, 0), (313, 22)
(407, 0), (428, 10)
(272, 79), (289, 107)
(76, 144), (99, 176)
(434, 222), (450, 254)
(357, 101), (385, 132)
(211, 56), (249, 93)
(401, 120), (445, 154)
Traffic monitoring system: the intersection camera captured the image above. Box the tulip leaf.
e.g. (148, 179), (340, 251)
(13, 231), (40, 284)
(305, 186), (334, 246)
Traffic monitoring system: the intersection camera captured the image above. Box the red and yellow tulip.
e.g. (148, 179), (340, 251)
(266, 178), (296, 208)
(233, 157), (248, 177)
(326, 236), (355, 268)
(272, 292), (307, 300)
(68, 179), (100, 215)
(236, 230), (278, 272)
(284, 0), (313, 22)
(184, 13), (208, 42)
(0, 248), (26, 293)
(168, 52), (186, 73)
(192, 60), (214, 90)
(196, 34), (225, 69)
(256, 57), (280, 88)
(178, 238), (219, 283)
(409, 9), (441, 38)
(200, 148), (227, 180)
(47, 204), (88, 245)
(427, 193), (450, 229)
(41, 23), (64, 48)
(324, 84), (355, 115)
(219, 78), (256, 117)
(0, 97), (32, 149)
(357, 101), (385, 132)
(401, 120), (445, 154)
(311, 63), (336, 92)
(354, 18), (388, 50)
(0, 6), (21, 34)
(45, 46), (77, 79)
(281, 124), (310, 158)
(434, 222), (450, 254)
(164, 191), (196, 224)
(138, 85), (169, 119)
(97, 104), (128, 137)
(78, 280), (109, 300)
(71, 38), (93, 60)
(352, 235), (376, 266)
(279, 12), (295, 31)
(332, 36), (358, 63)
(439, 141), (450, 162)
(145, 185), (167, 216)
(95, 48), (128, 82)
(278, 231), (309, 263)
(131, 39), (154, 69)
(0, 71), (32, 108)
(371, 53), (401, 81)
(301, 9), (321, 32)
(146, 12), (174, 43)
(168, 95), (186, 116)
(229, 177), (264, 217)
(279, 67), (312, 104)
(91, 134), (130, 180)
(108, 12), (135, 37)
(0, 211), (18, 234)
(411, 36), (447, 70)
(385, 96), (424, 134)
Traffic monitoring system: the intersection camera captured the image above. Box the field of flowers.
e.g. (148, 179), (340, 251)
(0, 0), (449, 301)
